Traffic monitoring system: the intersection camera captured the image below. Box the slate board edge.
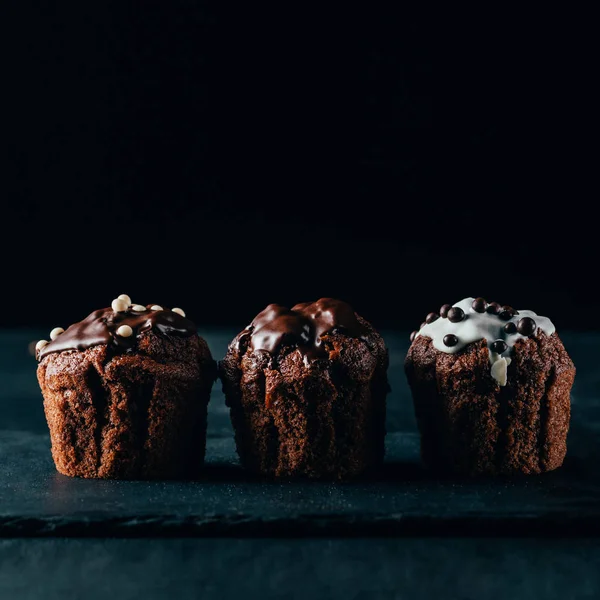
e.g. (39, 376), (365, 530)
(3, 512), (600, 538)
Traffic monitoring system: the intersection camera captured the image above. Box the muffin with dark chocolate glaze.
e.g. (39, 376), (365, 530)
(220, 298), (389, 480)
(36, 295), (216, 479)
(405, 297), (575, 476)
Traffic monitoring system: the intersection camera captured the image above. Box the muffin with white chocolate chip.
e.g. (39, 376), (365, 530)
(405, 297), (575, 476)
(36, 295), (216, 479)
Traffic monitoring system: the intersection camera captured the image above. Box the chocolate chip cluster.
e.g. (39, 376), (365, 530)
(409, 297), (538, 346)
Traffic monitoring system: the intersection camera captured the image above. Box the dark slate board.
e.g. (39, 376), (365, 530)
(1, 329), (598, 537)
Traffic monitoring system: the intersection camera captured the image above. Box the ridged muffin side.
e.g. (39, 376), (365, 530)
(38, 330), (216, 479)
(405, 333), (575, 475)
(221, 311), (389, 480)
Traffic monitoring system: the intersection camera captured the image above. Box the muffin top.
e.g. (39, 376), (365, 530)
(232, 298), (378, 357)
(35, 294), (196, 361)
(243, 298), (368, 356)
(409, 296), (557, 386)
(223, 298), (387, 387)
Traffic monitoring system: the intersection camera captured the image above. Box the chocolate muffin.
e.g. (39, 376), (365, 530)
(220, 298), (389, 479)
(36, 295), (216, 479)
(405, 297), (575, 476)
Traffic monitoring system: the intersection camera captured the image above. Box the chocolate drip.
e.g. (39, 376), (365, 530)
(245, 298), (367, 355)
(38, 305), (196, 359)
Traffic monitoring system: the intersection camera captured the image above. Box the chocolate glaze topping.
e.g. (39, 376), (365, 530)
(240, 298), (367, 355)
(38, 305), (196, 360)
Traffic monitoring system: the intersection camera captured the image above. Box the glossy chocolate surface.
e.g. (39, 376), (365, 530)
(240, 298), (367, 355)
(38, 306), (196, 359)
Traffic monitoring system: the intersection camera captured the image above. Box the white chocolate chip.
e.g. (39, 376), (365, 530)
(49, 327), (64, 340)
(131, 304), (146, 312)
(117, 294), (132, 306)
(151, 305), (163, 311)
(35, 340), (49, 352)
(116, 325), (133, 337)
(172, 308), (185, 317)
(111, 298), (128, 313)
(491, 357), (509, 387)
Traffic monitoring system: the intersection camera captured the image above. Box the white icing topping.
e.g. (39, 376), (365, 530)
(416, 298), (555, 386)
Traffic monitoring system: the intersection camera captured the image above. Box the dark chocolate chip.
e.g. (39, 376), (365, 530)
(491, 340), (508, 354)
(425, 312), (439, 324)
(517, 317), (536, 336)
(440, 304), (452, 319)
(504, 322), (517, 334)
(472, 297), (487, 313)
(447, 307), (465, 323)
(420, 322), (426, 330)
(499, 306), (516, 321)
(486, 302), (501, 315)
(410, 331), (418, 343)
(443, 334), (459, 347)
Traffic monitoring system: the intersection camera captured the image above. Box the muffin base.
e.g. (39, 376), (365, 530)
(38, 334), (215, 479)
(222, 325), (388, 480)
(405, 333), (575, 476)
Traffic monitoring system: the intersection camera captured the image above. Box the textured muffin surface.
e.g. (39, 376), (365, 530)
(37, 303), (216, 479)
(221, 299), (389, 479)
(405, 298), (575, 476)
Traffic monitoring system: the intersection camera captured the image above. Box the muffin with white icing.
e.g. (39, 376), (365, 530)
(405, 297), (575, 476)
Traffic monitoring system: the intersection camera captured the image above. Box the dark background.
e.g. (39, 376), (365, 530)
(4, 5), (596, 331)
